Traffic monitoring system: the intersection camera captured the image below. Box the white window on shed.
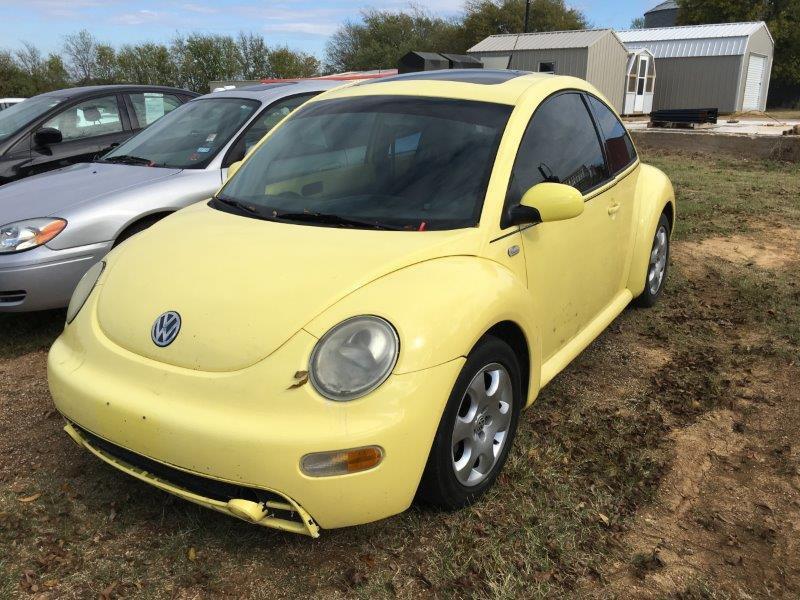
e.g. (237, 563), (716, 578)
(743, 54), (767, 112)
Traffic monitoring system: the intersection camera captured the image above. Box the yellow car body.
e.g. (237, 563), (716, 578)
(48, 72), (675, 537)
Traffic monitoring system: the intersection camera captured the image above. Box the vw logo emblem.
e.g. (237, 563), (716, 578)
(151, 311), (181, 347)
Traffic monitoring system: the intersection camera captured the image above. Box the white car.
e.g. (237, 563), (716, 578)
(0, 98), (25, 111)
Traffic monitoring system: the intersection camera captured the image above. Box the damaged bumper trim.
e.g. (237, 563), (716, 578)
(63, 422), (320, 537)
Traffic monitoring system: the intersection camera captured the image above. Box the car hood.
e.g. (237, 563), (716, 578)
(96, 202), (482, 372)
(0, 162), (182, 223)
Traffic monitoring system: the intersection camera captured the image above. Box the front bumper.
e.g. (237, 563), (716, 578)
(64, 422), (321, 536)
(48, 292), (463, 532)
(0, 241), (112, 311)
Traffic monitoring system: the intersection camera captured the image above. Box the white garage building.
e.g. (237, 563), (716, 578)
(617, 22), (774, 113)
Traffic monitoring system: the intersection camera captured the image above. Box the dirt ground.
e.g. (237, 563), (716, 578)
(0, 150), (798, 599)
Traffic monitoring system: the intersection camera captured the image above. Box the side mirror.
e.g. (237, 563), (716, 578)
(225, 160), (243, 182)
(508, 182), (584, 226)
(34, 127), (63, 147)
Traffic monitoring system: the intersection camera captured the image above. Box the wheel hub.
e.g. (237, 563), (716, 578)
(451, 363), (513, 487)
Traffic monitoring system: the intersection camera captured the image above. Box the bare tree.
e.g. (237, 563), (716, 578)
(15, 42), (44, 76)
(63, 29), (97, 83)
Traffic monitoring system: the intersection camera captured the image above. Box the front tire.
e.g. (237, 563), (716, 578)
(417, 336), (522, 510)
(634, 213), (670, 308)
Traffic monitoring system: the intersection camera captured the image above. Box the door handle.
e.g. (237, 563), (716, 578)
(607, 202), (621, 216)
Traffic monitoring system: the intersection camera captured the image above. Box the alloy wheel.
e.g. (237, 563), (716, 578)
(451, 363), (513, 487)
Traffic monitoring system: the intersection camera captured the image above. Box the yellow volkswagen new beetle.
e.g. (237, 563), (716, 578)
(48, 71), (674, 537)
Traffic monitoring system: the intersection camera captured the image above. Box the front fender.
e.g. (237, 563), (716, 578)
(627, 163), (675, 297)
(304, 256), (541, 405)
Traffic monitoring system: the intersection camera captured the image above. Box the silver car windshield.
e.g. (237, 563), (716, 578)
(103, 98), (259, 169)
(0, 97), (62, 143)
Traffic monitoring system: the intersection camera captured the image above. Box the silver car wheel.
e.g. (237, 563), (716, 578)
(451, 362), (513, 487)
(647, 225), (669, 296)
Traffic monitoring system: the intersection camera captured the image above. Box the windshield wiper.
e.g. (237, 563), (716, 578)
(274, 211), (403, 230)
(213, 195), (267, 217)
(102, 154), (156, 166)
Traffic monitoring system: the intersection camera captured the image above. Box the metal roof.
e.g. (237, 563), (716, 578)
(468, 29), (614, 53)
(617, 22), (771, 58)
(645, 1), (678, 15)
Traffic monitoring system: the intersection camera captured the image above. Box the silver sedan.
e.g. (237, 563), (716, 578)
(0, 80), (341, 312)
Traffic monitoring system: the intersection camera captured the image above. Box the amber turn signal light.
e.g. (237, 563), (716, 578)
(300, 446), (384, 477)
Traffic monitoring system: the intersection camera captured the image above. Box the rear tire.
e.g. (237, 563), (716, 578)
(417, 336), (522, 510)
(634, 213), (670, 308)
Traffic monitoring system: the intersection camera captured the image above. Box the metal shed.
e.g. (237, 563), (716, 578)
(617, 22), (774, 113)
(398, 52), (449, 74)
(467, 29), (628, 112)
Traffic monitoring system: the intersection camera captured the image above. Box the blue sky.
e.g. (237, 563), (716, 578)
(0, 0), (656, 59)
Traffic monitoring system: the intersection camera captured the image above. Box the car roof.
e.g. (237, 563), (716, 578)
(311, 69), (580, 106)
(196, 79), (346, 102)
(38, 85), (198, 100)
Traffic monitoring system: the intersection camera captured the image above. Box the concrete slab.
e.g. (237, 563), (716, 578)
(625, 118), (800, 137)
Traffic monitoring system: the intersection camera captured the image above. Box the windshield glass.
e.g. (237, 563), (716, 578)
(0, 96), (61, 143)
(103, 98), (259, 169)
(214, 96), (512, 231)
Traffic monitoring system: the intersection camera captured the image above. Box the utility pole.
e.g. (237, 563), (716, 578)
(524, 0), (531, 33)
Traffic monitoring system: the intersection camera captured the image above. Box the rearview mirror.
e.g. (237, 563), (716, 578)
(508, 183), (584, 226)
(34, 127), (63, 147)
(225, 160), (243, 182)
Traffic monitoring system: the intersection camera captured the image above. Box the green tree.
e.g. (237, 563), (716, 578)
(237, 32), (272, 80)
(173, 33), (242, 92)
(94, 44), (117, 84)
(459, 0), (589, 48)
(9, 43), (69, 95)
(0, 50), (34, 96)
(630, 16), (646, 29)
(267, 46), (320, 78)
(325, 7), (462, 72)
(677, 0), (800, 91)
(39, 54), (70, 91)
(115, 43), (178, 86)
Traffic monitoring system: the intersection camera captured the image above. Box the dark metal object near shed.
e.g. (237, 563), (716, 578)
(398, 52), (450, 74)
(650, 108), (719, 126)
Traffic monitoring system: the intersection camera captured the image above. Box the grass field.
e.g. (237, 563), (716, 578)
(1, 150), (799, 599)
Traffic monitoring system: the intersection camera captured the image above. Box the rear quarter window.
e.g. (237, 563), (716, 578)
(587, 95), (637, 176)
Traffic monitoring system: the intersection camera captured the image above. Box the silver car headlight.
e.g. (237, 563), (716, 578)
(309, 316), (399, 401)
(66, 261), (105, 324)
(0, 218), (67, 253)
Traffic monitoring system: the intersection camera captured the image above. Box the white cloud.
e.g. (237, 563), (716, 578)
(111, 9), (168, 25)
(181, 2), (218, 14)
(263, 21), (340, 36)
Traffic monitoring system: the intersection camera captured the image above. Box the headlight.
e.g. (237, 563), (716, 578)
(66, 261), (105, 324)
(0, 218), (67, 253)
(309, 316), (399, 401)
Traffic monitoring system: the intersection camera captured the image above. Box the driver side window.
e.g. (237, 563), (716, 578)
(42, 95), (123, 142)
(224, 93), (316, 167)
(503, 92), (607, 227)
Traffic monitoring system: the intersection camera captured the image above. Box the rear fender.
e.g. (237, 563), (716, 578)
(627, 164), (676, 298)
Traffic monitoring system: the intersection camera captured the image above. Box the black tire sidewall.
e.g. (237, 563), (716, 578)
(417, 336), (523, 509)
(635, 213), (671, 308)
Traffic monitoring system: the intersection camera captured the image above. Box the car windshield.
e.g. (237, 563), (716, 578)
(102, 98), (259, 169)
(214, 96), (512, 231)
(0, 96), (61, 143)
